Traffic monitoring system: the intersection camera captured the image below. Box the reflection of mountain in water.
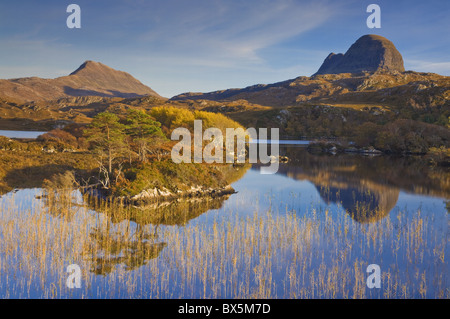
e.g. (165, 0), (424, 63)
(269, 147), (449, 223)
(317, 185), (399, 223)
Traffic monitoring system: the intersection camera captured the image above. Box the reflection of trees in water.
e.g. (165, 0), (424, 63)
(83, 163), (250, 227)
(41, 171), (80, 220)
(82, 193), (232, 275)
(78, 163), (250, 275)
(84, 194), (231, 226)
(273, 147), (449, 223)
(35, 164), (250, 276)
(85, 223), (166, 275)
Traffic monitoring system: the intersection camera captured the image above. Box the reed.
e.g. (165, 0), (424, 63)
(0, 187), (447, 299)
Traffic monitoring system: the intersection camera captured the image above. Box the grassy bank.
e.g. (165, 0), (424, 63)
(0, 148), (97, 194)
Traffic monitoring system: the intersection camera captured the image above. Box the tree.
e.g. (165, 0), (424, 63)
(150, 106), (195, 131)
(354, 122), (379, 147)
(147, 135), (172, 161)
(84, 112), (126, 180)
(124, 109), (166, 162)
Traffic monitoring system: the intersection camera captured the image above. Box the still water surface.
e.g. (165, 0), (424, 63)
(0, 130), (46, 139)
(0, 146), (448, 298)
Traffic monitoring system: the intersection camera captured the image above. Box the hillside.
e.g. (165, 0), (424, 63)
(0, 61), (161, 103)
(171, 34), (448, 112)
(172, 71), (450, 110)
(0, 34), (448, 155)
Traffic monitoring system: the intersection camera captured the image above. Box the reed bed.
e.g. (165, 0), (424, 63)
(0, 188), (447, 299)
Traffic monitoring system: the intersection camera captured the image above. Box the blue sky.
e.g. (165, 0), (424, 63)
(0, 0), (449, 97)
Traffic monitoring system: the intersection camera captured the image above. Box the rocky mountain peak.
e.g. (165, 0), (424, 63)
(69, 60), (106, 75)
(315, 34), (405, 75)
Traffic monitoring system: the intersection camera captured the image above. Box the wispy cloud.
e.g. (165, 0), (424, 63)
(0, 0), (448, 97)
(135, 0), (336, 66)
(405, 60), (450, 75)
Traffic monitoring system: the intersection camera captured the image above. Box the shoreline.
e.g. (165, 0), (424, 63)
(82, 184), (236, 206)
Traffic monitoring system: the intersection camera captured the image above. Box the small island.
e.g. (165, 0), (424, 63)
(0, 106), (250, 203)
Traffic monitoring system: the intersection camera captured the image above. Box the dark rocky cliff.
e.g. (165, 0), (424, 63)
(315, 34), (405, 75)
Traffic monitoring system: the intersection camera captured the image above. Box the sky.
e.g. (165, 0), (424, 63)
(0, 0), (449, 98)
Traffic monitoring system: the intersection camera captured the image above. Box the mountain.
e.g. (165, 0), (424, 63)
(0, 61), (161, 103)
(172, 70), (449, 109)
(314, 34), (405, 75)
(0, 35), (448, 142)
(172, 35), (448, 110)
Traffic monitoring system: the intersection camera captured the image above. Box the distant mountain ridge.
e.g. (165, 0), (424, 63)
(172, 71), (449, 109)
(0, 34), (448, 133)
(172, 35), (448, 109)
(0, 61), (161, 103)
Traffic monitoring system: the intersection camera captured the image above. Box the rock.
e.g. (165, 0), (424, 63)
(315, 53), (344, 75)
(279, 156), (289, 163)
(329, 146), (338, 155)
(269, 155), (289, 163)
(276, 109), (291, 124)
(129, 185), (235, 204)
(361, 146), (382, 154)
(42, 146), (56, 153)
(314, 34), (405, 75)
